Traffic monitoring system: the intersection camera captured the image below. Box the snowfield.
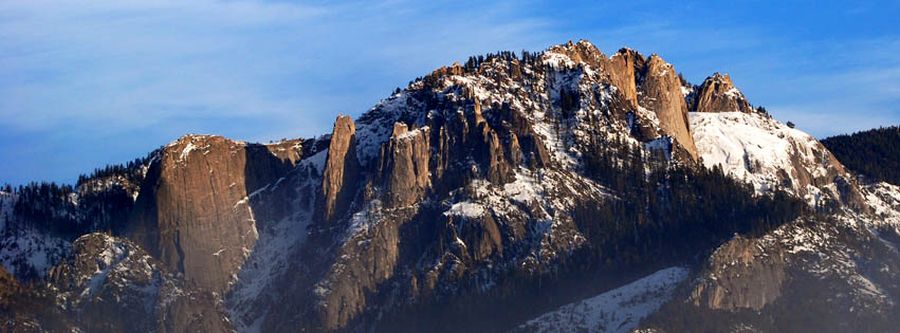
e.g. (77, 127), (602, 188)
(690, 111), (844, 205)
(517, 267), (689, 333)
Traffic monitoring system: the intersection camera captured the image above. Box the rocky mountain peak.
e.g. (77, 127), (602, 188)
(545, 39), (606, 70)
(127, 133), (303, 293)
(607, 47), (646, 107)
(693, 72), (753, 113)
(637, 53), (699, 161)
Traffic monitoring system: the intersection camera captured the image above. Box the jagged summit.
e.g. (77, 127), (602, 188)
(693, 72), (754, 113)
(354, 39), (713, 166)
(545, 39), (607, 68)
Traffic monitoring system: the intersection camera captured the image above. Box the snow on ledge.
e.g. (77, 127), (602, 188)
(444, 201), (486, 218)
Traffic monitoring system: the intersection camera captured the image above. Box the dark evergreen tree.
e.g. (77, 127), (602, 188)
(822, 125), (900, 185)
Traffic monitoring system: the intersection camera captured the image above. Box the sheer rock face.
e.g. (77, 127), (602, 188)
(380, 122), (431, 207)
(320, 115), (360, 222)
(127, 135), (301, 293)
(691, 236), (786, 311)
(606, 48), (645, 108)
(694, 73), (753, 113)
(637, 55), (699, 161)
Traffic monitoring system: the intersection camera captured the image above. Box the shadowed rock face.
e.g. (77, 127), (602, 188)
(0, 267), (18, 307)
(638, 55), (699, 161)
(691, 236), (786, 311)
(694, 73), (753, 113)
(127, 135), (301, 293)
(46, 233), (232, 333)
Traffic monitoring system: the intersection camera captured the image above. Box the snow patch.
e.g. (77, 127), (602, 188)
(542, 51), (577, 69)
(226, 172), (317, 332)
(444, 201), (485, 218)
(0, 225), (71, 279)
(643, 137), (672, 160)
(503, 172), (541, 204)
(862, 182), (900, 229)
(518, 267), (690, 333)
(395, 126), (429, 140)
(724, 87), (742, 98)
(180, 142), (198, 161)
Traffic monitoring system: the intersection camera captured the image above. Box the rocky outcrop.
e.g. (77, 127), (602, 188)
(546, 40), (606, 71)
(482, 125), (514, 184)
(380, 123), (430, 207)
(127, 135), (301, 293)
(449, 212), (504, 261)
(320, 115), (360, 222)
(691, 236), (786, 311)
(160, 292), (233, 333)
(638, 55), (699, 161)
(693, 73), (753, 113)
(606, 48), (644, 108)
(47, 233), (232, 332)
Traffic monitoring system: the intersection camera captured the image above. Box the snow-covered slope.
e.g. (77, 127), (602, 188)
(226, 155), (324, 332)
(690, 111), (862, 208)
(0, 191), (72, 280)
(863, 182), (900, 230)
(0, 226), (71, 280)
(516, 267), (689, 333)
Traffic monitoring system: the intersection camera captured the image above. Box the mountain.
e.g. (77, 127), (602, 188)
(1, 39), (898, 332)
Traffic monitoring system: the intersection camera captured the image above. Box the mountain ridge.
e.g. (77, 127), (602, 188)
(1, 39), (898, 332)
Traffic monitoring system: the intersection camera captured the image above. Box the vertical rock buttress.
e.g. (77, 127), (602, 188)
(320, 115), (360, 222)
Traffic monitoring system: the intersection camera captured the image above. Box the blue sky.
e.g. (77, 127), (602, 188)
(1, 0), (899, 185)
